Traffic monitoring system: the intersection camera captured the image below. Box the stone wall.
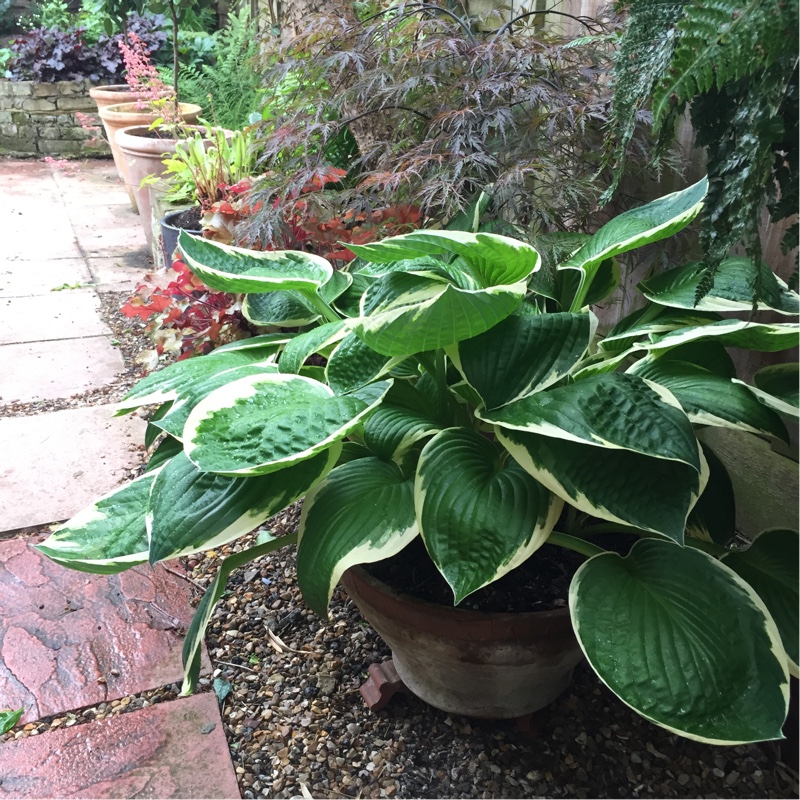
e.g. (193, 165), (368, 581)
(0, 79), (111, 158)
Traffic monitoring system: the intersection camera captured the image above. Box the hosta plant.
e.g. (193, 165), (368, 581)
(39, 178), (799, 745)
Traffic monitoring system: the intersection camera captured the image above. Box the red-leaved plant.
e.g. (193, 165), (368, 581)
(121, 256), (249, 367)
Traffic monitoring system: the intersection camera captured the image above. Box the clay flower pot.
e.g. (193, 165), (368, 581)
(341, 565), (584, 719)
(98, 101), (201, 213)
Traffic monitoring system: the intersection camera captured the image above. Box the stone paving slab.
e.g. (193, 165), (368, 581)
(73, 223), (148, 258)
(0, 692), (238, 799)
(1, 291), (110, 345)
(0, 258), (93, 298)
(0, 404), (145, 531)
(0, 337), (125, 403)
(87, 255), (150, 292)
(0, 537), (210, 724)
(49, 160), (131, 207)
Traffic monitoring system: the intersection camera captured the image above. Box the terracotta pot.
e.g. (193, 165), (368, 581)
(115, 122), (209, 245)
(341, 565), (584, 719)
(98, 102), (201, 213)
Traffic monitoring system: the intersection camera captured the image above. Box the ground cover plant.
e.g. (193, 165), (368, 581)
(39, 177), (799, 747)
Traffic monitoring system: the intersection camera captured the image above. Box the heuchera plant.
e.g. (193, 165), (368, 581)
(121, 255), (249, 364)
(40, 179), (799, 746)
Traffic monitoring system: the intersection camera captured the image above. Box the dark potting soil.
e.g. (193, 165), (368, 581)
(366, 536), (587, 613)
(169, 205), (202, 230)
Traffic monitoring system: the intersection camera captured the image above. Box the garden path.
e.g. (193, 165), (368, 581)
(0, 159), (240, 799)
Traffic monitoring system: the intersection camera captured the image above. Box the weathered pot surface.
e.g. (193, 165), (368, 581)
(341, 565), (584, 719)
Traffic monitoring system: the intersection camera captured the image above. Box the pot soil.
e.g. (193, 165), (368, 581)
(342, 542), (585, 719)
(161, 206), (203, 264)
(97, 102), (202, 213)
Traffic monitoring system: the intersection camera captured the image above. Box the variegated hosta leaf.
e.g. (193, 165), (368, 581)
(635, 340), (737, 378)
(481, 373), (701, 469)
(179, 231), (333, 294)
(498, 428), (705, 541)
(184, 374), (391, 475)
(415, 428), (562, 603)
(348, 229), (541, 288)
(363, 381), (442, 462)
(147, 448), (338, 562)
(452, 312), (596, 410)
(243, 290), (319, 327)
(117, 345), (279, 413)
(686, 443), (736, 547)
(640, 257), (800, 316)
(208, 333), (295, 355)
(599, 307), (723, 353)
(153, 364), (280, 441)
(628, 359), (789, 442)
(722, 529), (799, 675)
(36, 471), (157, 573)
(146, 434), (183, 472)
(570, 539), (789, 744)
(559, 178), (707, 309)
(333, 271), (374, 318)
(296, 458), (418, 616)
(145, 401), (172, 448)
(352, 270), (528, 357)
(326, 332), (400, 395)
(278, 321), (346, 375)
(182, 531), (295, 694)
(319, 269), (352, 305)
(646, 319), (800, 354)
(733, 364), (800, 420)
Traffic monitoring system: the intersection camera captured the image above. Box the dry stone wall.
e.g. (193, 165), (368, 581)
(0, 79), (110, 158)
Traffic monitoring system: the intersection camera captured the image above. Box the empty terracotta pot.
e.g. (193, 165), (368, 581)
(341, 565), (584, 718)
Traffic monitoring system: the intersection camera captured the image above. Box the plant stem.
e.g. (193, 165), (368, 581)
(434, 349), (448, 420)
(170, 0), (179, 110)
(302, 291), (340, 323)
(548, 530), (606, 558)
(684, 537), (729, 558)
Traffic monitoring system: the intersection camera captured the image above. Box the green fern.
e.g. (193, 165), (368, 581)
(607, 0), (798, 305)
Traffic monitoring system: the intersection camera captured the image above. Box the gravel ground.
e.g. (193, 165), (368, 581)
(6, 294), (797, 799)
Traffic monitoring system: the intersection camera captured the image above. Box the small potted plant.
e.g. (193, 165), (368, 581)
(38, 178), (798, 744)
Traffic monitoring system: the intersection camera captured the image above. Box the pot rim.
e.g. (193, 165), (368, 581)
(98, 101), (202, 122)
(162, 206), (203, 232)
(343, 563), (572, 625)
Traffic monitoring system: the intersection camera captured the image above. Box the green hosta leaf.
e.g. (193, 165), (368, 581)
(629, 359), (789, 442)
(145, 402), (173, 449)
(182, 532), (296, 694)
(348, 230), (540, 288)
(333, 271), (373, 318)
(452, 312), (596, 410)
(352, 270), (527, 357)
(640, 257), (800, 316)
(415, 428), (562, 603)
(185, 374), (391, 476)
(0, 710), (23, 735)
(326, 333), (400, 395)
(296, 458), (419, 616)
(363, 381), (442, 461)
(560, 178), (707, 309)
(733, 364), (800, 420)
(599, 307), (723, 352)
(243, 290), (319, 327)
(646, 320), (800, 354)
(723, 529), (799, 675)
(570, 539), (789, 744)
(481, 374), (701, 470)
(179, 232), (333, 293)
(686, 443), (736, 547)
(36, 472), (157, 573)
(498, 428), (705, 541)
(145, 434), (183, 472)
(147, 448), (338, 562)
(278, 321), (346, 375)
(117, 347), (278, 413)
(319, 269), (352, 305)
(208, 333), (294, 355)
(638, 341), (737, 379)
(153, 364), (280, 441)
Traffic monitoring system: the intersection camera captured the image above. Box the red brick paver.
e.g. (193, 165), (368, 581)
(0, 538), (208, 723)
(0, 692), (240, 799)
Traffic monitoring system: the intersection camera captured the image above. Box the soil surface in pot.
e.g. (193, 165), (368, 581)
(168, 206), (203, 230)
(367, 537), (585, 613)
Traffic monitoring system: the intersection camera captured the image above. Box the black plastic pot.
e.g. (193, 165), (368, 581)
(161, 207), (203, 263)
